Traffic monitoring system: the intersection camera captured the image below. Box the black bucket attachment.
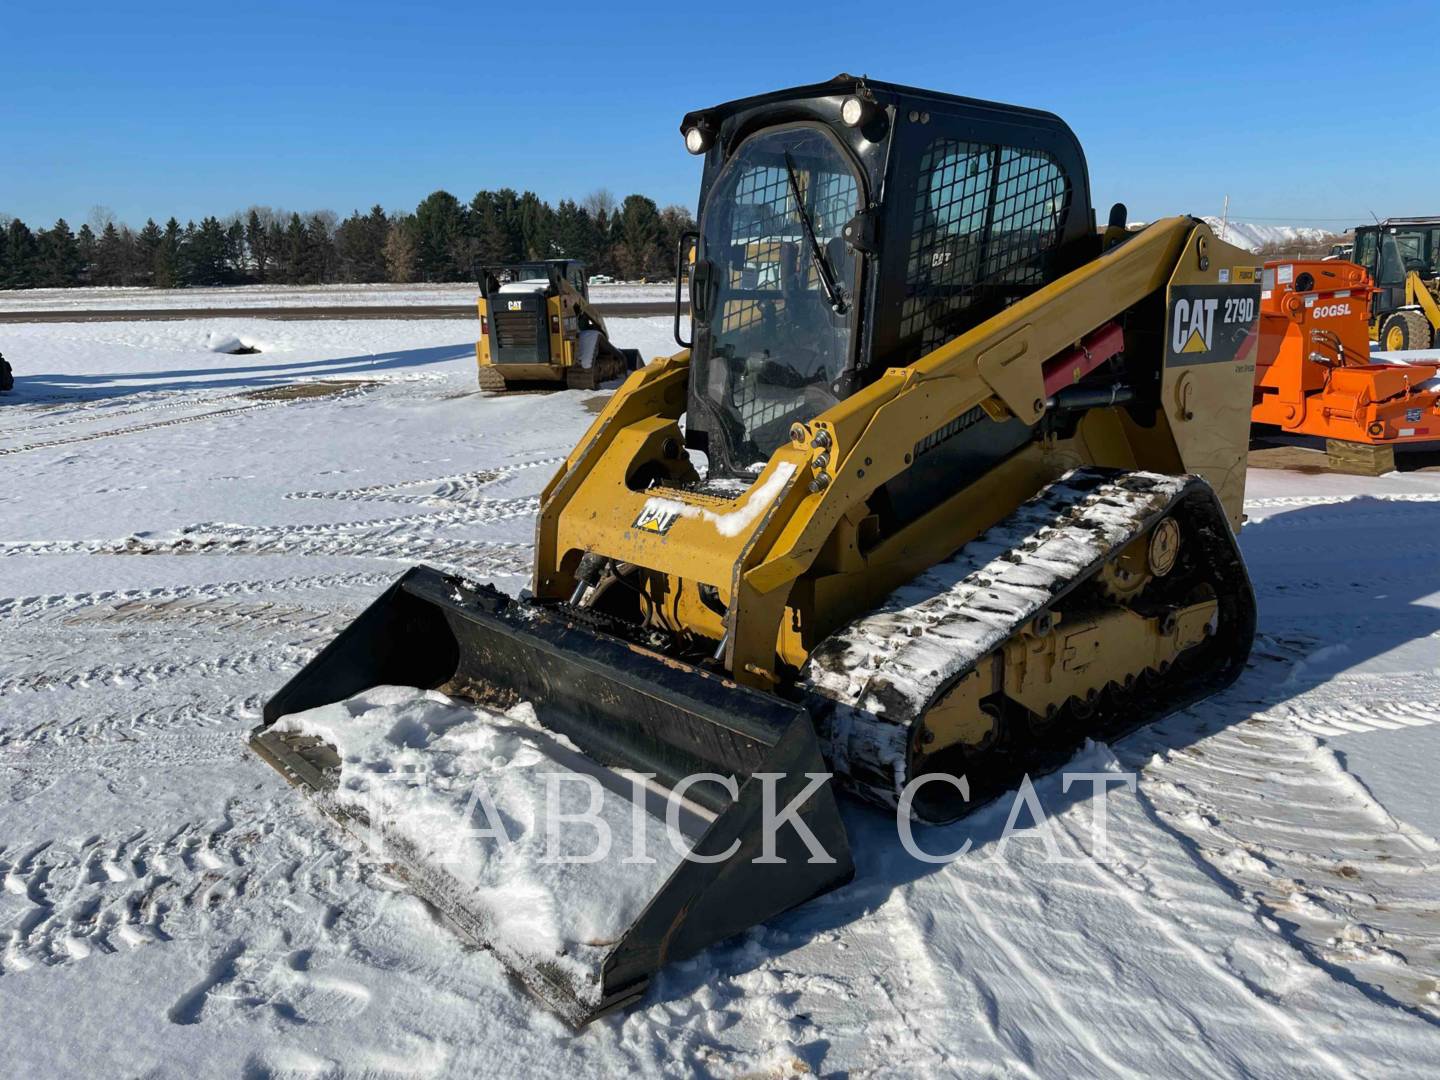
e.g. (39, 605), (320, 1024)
(252, 565), (853, 1025)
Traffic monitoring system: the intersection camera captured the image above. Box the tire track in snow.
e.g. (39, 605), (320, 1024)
(163, 494), (539, 541)
(1121, 671), (1440, 1022)
(0, 533), (533, 576)
(0, 694), (262, 751)
(0, 646), (316, 696)
(1050, 767), (1365, 1079)
(0, 383), (377, 457)
(0, 571), (392, 625)
(0, 810), (375, 980)
(2, 390), (247, 437)
(283, 456), (565, 507)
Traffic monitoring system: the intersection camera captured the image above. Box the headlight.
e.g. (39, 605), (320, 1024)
(684, 125), (712, 155)
(841, 96), (867, 126)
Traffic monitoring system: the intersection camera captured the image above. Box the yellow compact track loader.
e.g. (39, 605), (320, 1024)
(476, 259), (642, 391)
(252, 76), (1260, 1024)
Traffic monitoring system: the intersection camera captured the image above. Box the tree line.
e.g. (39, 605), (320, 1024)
(0, 189), (695, 289)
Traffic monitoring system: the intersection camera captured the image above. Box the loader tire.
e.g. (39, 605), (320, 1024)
(1379, 310), (1433, 352)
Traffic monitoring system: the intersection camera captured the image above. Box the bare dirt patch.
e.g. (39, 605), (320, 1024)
(242, 380), (376, 402)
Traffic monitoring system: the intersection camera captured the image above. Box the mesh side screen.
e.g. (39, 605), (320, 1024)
(900, 139), (1069, 358)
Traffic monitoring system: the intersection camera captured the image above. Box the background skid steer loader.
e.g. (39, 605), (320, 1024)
(475, 259), (641, 391)
(252, 75), (1259, 1024)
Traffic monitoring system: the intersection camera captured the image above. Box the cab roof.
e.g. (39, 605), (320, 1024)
(681, 73), (1069, 135)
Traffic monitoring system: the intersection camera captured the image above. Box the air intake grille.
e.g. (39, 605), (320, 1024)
(494, 309), (541, 349)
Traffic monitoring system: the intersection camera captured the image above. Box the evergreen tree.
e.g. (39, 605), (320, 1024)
(582, 190), (618, 275)
(517, 191), (554, 261)
(265, 219), (285, 281)
(493, 189), (525, 263)
(189, 216), (229, 285)
(4, 219), (38, 288)
(469, 191), (508, 268)
(76, 224), (97, 284)
(552, 200), (594, 264)
(178, 221), (200, 285)
(95, 222), (126, 286)
(365, 205), (390, 280)
(154, 219), (182, 288)
(282, 213), (308, 285)
(118, 226), (141, 286)
(246, 209), (271, 282)
(336, 205), (389, 283)
(37, 218), (82, 286)
(225, 220), (246, 281)
(616, 194), (662, 279)
(413, 190), (467, 281)
(304, 214), (334, 284)
(135, 220), (163, 286)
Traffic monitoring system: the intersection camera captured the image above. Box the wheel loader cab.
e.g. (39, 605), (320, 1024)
(682, 77), (1095, 477)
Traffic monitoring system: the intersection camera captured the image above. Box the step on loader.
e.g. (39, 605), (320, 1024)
(252, 75), (1260, 1024)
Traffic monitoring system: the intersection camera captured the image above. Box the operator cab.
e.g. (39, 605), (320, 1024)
(479, 259), (588, 301)
(678, 75), (1096, 480)
(1359, 219), (1440, 279)
(1352, 218), (1440, 309)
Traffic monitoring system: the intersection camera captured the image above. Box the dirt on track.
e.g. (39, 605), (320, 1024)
(0, 301), (675, 324)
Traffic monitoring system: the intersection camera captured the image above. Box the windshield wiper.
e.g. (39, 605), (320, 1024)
(783, 152), (847, 315)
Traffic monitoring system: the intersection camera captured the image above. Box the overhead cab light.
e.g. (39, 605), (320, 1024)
(841, 96), (870, 127)
(684, 124), (713, 155)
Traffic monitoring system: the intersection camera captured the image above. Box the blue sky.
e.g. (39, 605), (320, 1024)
(3, 1), (1433, 230)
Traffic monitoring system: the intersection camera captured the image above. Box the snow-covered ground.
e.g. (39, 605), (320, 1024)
(2, 317), (1439, 1077)
(0, 282), (678, 312)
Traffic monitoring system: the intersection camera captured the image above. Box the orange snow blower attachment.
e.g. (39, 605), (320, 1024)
(1253, 259), (1440, 468)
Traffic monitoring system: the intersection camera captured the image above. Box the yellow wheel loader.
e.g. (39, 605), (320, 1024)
(252, 76), (1260, 1024)
(475, 259), (642, 391)
(1351, 218), (1440, 350)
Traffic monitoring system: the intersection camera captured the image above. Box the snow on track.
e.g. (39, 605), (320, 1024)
(3, 317), (1440, 1075)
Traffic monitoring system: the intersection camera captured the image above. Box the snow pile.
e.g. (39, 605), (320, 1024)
(1200, 218), (1333, 253)
(640, 461), (796, 538)
(204, 331), (263, 355)
(273, 686), (687, 994)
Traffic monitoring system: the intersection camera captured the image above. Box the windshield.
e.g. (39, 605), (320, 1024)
(1354, 230), (1377, 275)
(694, 126), (861, 465)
